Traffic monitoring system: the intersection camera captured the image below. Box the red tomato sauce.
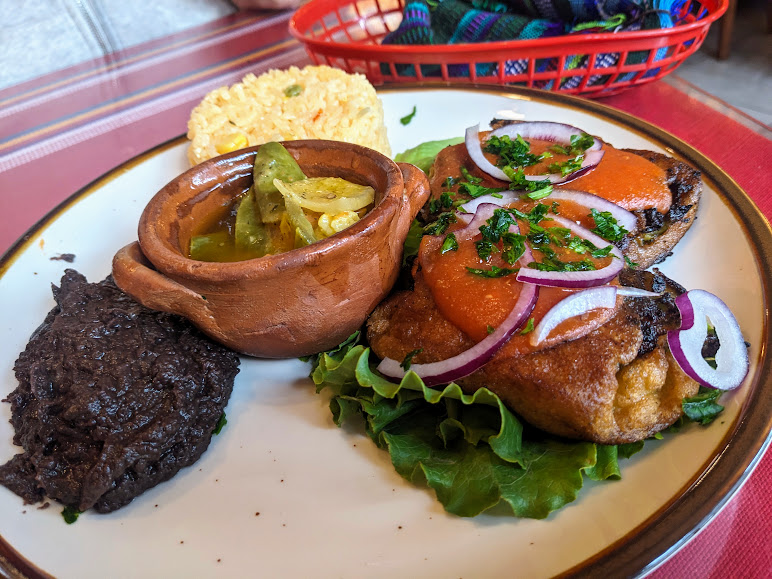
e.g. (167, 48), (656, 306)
(419, 199), (618, 355)
(557, 146), (671, 213)
(481, 138), (671, 213)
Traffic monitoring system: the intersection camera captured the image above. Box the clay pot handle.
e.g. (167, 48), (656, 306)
(112, 242), (211, 324)
(396, 162), (430, 238)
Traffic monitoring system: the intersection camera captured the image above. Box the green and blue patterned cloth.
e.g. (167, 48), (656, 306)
(381, 0), (700, 88)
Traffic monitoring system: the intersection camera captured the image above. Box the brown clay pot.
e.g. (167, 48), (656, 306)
(112, 140), (430, 358)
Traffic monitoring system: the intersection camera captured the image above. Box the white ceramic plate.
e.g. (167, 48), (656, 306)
(1, 87), (770, 579)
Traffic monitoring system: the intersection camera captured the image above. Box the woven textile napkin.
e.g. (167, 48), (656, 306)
(381, 0), (694, 88)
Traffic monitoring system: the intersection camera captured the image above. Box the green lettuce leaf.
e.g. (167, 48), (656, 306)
(394, 137), (464, 173)
(310, 340), (643, 519)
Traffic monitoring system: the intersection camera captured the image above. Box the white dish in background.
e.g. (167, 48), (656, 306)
(0, 87), (770, 578)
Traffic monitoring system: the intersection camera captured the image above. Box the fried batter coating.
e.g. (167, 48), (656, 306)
(463, 318), (697, 444)
(367, 272), (699, 445)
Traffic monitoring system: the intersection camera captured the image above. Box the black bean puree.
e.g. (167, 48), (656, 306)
(0, 270), (240, 513)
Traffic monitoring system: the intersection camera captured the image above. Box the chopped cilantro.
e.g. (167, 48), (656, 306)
(459, 182), (506, 199)
(401, 348), (423, 370)
(484, 134), (545, 169)
(486, 325), (496, 334)
(524, 186), (554, 201)
(510, 203), (551, 226)
(475, 239), (493, 260)
(546, 226), (572, 245)
(479, 209), (516, 243)
(519, 318), (535, 334)
(682, 387), (724, 425)
(588, 245), (613, 258)
(454, 161), (507, 200)
(423, 212), (457, 236)
(429, 191), (455, 214)
(567, 236), (588, 254)
(528, 246), (596, 272)
(501, 232), (526, 265)
(443, 176), (459, 188)
(400, 106), (417, 125)
(460, 167), (481, 184)
(213, 412), (228, 435)
(469, 209), (527, 264)
(505, 167), (553, 199)
(548, 155), (584, 177)
(549, 133), (594, 155)
(62, 506), (81, 524)
(441, 233), (459, 254)
(466, 265), (518, 278)
(567, 236), (614, 258)
(624, 255), (639, 268)
(590, 209), (628, 242)
(402, 220), (424, 265)
(528, 226), (572, 248)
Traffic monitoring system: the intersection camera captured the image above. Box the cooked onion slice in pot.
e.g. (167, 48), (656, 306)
(516, 215), (624, 288)
(667, 290), (749, 390)
(465, 122), (605, 184)
(530, 286), (618, 346)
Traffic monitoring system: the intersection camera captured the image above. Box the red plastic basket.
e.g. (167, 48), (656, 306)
(289, 0), (727, 97)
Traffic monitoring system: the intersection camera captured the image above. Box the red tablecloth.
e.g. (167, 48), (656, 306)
(603, 80), (772, 578)
(1, 10), (771, 578)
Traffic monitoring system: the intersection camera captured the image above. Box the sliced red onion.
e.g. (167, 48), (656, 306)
(465, 124), (509, 181)
(455, 203), (501, 241)
(457, 189), (638, 236)
(516, 215), (623, 288)
(617, 286), (662, 298)
(464, 122), (605, 185)
(457, 191), (518, 219)
(530, 286), (618, 346)
(547, 189), (638, 234)
(667, 290), (749, 390)
(377, 217), (537, 387)
(377, 283), (538, 386)
(490, 122), (603, 153)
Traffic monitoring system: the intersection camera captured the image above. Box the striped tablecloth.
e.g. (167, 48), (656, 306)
(1, 9), (771, 578)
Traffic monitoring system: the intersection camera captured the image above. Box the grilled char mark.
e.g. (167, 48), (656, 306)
(619, 269), (684, 356)
(624, 148), (701, 238)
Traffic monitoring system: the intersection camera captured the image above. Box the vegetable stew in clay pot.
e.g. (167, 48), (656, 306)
(112, 139), (430, 358)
